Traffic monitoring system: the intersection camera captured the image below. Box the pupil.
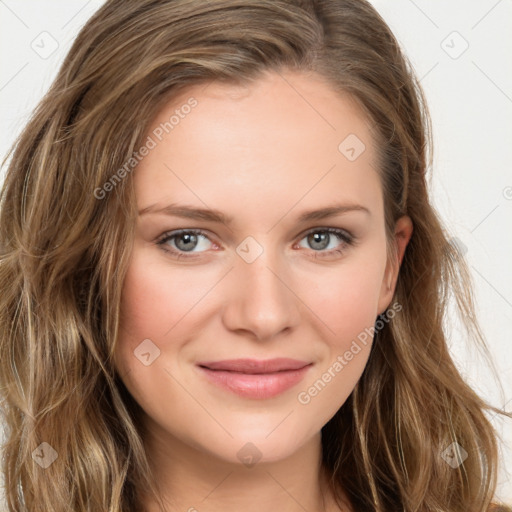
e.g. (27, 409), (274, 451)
(176, 233), (197, 251)
(309, 232), (329, 250)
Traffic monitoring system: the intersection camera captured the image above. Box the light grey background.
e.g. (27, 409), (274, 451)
(0, 0), (511, 505)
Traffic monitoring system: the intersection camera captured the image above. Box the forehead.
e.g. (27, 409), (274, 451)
(134, 70), (382, 221)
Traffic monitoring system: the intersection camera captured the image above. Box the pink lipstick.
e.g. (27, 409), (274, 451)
(196, 358), (312, 399)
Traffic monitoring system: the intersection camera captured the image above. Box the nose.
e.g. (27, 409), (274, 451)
(221, 249), (301, 341)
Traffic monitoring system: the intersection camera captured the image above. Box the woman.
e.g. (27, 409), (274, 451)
(0, 1), (510, 511)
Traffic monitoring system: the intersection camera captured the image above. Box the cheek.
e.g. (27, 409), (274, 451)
(118, 248), (215, 345)
(114, 251), (212, 431)
(304, 254), (386, 349)
(293, 251), (386, 410)
(294, 264), (383, 420)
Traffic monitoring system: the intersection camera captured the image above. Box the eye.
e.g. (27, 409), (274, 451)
(155, 227), (355, 260)
(156, 229), (215, 258)
(295, 227), (355, 258)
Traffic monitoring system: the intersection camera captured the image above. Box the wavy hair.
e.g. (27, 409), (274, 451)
(0, 1), (510, 511)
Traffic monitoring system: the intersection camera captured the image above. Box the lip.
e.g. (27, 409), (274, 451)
(196, 358), (313, 399)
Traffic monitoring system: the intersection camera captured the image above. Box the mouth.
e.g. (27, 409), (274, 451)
(196, 358), (313, 399)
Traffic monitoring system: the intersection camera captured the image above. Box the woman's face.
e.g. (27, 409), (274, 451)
(115, 70), (411, 466)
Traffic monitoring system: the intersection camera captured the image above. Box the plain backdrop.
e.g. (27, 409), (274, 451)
(0, 0), (511, 505)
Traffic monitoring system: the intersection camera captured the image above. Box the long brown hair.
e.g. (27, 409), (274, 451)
(0, 1), (510, 511)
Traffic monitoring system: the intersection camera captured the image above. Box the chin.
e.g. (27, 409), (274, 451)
(189, 420), (316, 467)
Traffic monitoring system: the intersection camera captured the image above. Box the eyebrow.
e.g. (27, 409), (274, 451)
(138, 202), (370, 224)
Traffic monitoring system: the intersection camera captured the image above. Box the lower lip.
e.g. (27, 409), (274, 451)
(197, 365), (312, 399)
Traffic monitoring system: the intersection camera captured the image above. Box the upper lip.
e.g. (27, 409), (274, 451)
(197, 358), (311, 374)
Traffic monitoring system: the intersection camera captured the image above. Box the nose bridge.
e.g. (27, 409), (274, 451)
(222, 240), (301, 340)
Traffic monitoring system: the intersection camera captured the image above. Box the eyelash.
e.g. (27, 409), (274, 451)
(155, 227), (356, 261)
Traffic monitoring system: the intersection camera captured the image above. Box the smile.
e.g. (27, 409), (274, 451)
(196, 358), (313, 399)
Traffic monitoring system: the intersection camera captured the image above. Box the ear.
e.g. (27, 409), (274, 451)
(377, 215), (413, 315)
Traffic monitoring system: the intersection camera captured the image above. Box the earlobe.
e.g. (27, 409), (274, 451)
(377, 260), (396, 315)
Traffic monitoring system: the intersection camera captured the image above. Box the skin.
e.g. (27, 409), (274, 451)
(114, 69), (413, 512)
